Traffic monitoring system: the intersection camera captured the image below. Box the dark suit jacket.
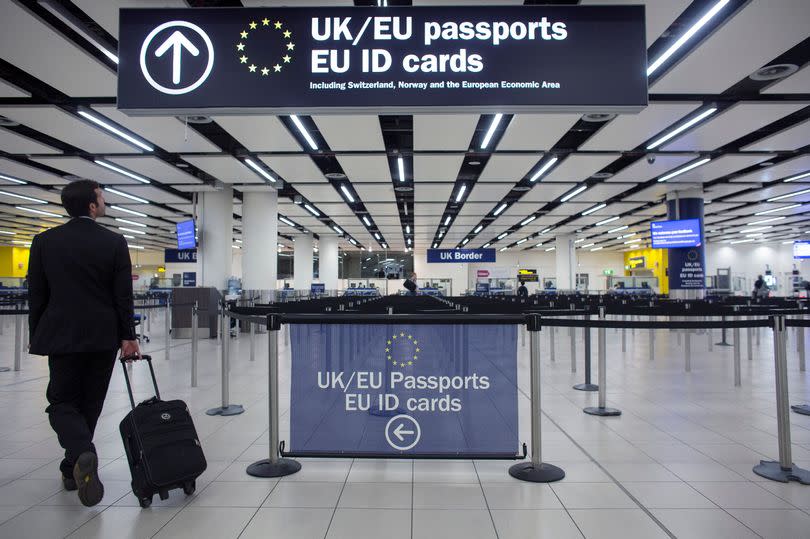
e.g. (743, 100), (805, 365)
(28, 218), (137, 355)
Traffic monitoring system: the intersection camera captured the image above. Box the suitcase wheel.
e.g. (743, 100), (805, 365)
(183, 481), (196, 496)
(138, 496), (152, 508)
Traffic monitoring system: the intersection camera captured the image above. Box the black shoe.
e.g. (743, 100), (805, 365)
(62, 474), (77, 491)
(73, 451), (104, 507)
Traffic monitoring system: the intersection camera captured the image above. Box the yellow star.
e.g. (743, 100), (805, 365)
(400, 332), (404, 337)
(262, 18), (270, 26)
(407, 335), (412, 339)
(387, 340), (391, 345)
(239, 55), (248, 63)
(273, 64), (282, 72)
(413, 340), (418, 345)
(274, 21), (282, 29)
(413, 355), (417, 359)
(240, 30), (248, 39)
(261, 67), (269, 76)
(392, 360), (397, 365)
(248, 64), (257, 72)
(236, 43), (245, 51)
(282, 55), (291, 63)
(287, 42), (295, 51)
(408, 361), (413, 365)
(392, 335), (397, 340)
(415, 348), (420, 352)
(400, 363), (405, 367)
(283, 30), (292, 38)
(249, 21), (257, 30)
(387, 355), (392, 359)
(385, 348), (389, 352)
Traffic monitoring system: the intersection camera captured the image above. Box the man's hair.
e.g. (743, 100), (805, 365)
(61, 179), (100, 217)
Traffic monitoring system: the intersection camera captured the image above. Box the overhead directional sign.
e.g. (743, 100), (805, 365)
(118, 6), (647, 113)
(427, 248), (496, 263)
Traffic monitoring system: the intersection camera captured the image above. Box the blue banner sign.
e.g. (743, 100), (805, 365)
(427, 248), (495, 263)
(650, 218), (701, 248)
(794, 241), (810, 259)
(290, 323), (518, 455)
(176, 219), (196, 249)
(475, 282), (490, 294)
(310, 283), (326, 294)
(164, 248), (198, 263)
(182, 272), (196, 286)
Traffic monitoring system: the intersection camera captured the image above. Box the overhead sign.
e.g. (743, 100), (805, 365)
(476, 269), (490, 278)
(650, 218), (702, 249)
(311, 283), (326, 294)
(118, 6), (647, 114)
(182, 272), (197, 286)
(289, 323), (518, 455)
(628, 256), (646, 268)
(427, 248), (495, 263)
(517, 268), (538, 282)
(793, 241), (810, 259)
(176, 219), (196, 250)
(164, 248), (198, 263)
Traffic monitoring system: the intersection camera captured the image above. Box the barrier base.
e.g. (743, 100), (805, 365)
(206, 404), (245, 416)
(584, 406), (621, 416)
(246, 458), (301, 478)
(573, 383), (598, 392)
(508, 462), (565, 483)
(791, 404), (810, 416)
(0, 367), (9, 372)
(753, 460), (810, 484)
(715, 342), (733, 347)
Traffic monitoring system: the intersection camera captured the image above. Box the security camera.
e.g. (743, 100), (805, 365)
(646, 154), (656, 164)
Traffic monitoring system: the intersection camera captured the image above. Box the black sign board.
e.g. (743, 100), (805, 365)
(118, 6), (646, 114)
(517, 269), (539, 282)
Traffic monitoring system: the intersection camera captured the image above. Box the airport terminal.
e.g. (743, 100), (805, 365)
(0, 0), (808, 537)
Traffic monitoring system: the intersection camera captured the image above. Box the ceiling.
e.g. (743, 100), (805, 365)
(0, 0), (808, 255)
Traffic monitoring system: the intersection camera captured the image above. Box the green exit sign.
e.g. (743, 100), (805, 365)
(603, 269), (615, 275)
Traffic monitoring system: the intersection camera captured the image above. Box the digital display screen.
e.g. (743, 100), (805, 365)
(176, 220), (196, 249)
(794, 241), (810, 259)
(650, 219), (701, 248)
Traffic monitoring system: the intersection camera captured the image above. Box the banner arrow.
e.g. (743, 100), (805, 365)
(154, 30), (200, 85)
(393, 423), (414, 442)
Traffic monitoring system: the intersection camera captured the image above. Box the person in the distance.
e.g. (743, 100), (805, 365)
(403, 272), (418, 296)
(517, 281), (528, 298)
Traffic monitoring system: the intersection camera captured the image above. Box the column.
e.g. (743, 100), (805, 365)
(293, 233), (314, 291)
(555, 235), (576, 291)
(242, 191), (278, 293)
(319, 235), (339, 292)
(666, 188), (705, 300)
(199, 187), (233, 290)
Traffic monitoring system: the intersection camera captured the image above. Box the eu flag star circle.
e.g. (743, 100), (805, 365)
(235, 15), (294, 76)
(386, 332), (419, 369)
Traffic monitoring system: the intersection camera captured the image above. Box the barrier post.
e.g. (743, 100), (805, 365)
(753, 316), (810, 484)
(585, 307), (620, 416)
(164, 298), (171, 362)
(191, 302), (198, 388)
(685, 323), (691, 373)
(733, 309), (742, 387)
(14, 314), (22, 371)
(247, 314), (301, 478)
(649, 318), (655, 361)
(569, 303), (576, 373)
(747, 326), (754, 362)
(549, 326), (555, 362)
(574, 312), (597, 391)
(621, 314), (626, 353)
(717, 316), (731, 346)
(206, 303), (244, 416)
(708, 317), (713, 351)
(509, 314), (565, 483)
(249, 321), (256, 362)
(798, 323), (806, 372)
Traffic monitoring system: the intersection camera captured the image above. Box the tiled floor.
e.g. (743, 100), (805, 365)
(0, 313), (808, 538)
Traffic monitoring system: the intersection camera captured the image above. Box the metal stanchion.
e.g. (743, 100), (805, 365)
(621, 315), (626, 353)
(798, 324), (806, 372)
(756, 326), (760, 346)
(685, 327), (691, 373)
(753, 316), (810, 484)
(717, 316), (731, 346)
(585, 307), (620, 417)
(509, 315), (565, 483)
(14, 314), (22, 371)
(249, 321), (256, 362)
(574, 313), (597, 391)
(549, 326), (555, 362)
(733, 321), (742, 388)
(164, 299), (171, 361)
(146, 301), (151, 332)
(191, 302), (198, 388)
(649, 318), (655, 361)
(206, 306), (244, 416)
(708, 317), (713, 352)
(521, 324), (526, 347)
(248, 315), (301, 478)
(747, 326), (753, 362)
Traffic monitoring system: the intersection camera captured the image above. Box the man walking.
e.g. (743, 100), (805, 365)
(28, 179), (140, 507)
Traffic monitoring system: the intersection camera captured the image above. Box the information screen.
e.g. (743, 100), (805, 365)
(650, 219), (701, 249)
(794, 241), (810, 259)
(176, 220), (196, 249)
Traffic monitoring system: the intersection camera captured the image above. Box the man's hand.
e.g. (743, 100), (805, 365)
(120, 340), (140, 361)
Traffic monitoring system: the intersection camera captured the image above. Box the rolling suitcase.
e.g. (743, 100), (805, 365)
(119, 354), (207, 508)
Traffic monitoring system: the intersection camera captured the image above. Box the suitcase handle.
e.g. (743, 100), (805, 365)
(119, 354), (161, 409)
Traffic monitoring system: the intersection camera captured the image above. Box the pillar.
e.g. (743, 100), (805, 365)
(555, 235), (576, 291)
(242, 191), (278, 291)
(666, 188), (705, 300)
(319, 235), (339, 292)
(199, 187), (233, 290)
(293, 233), (314, 290)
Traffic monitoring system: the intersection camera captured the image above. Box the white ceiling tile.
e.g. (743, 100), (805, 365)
(337, 155), (391, 182)
(742, 119), (810, 152)
(703, 183), (753, 198)
(465, 183), (514, 203)
(415, 183), (454, 203)
(623, 183), (671, 202)
(663, 104), (806, 151)
(725, 183), (810, 203)
(31, 157), (142, 184)
(582, 0), (692, 46)
(652, 0), (810, 94)
(577, 183), (637, 202)
(0, 106), (139, 154)
(0, 79), (29, 98)
(354, 184), (396, 204)
(108, 156), (200, 184)
(542, 154), (618, 183)
(295, 185), (344, 204)
(497, 114), (580, 151)
(763, 64), (810, 94)
(182, 155), (262, 183)
(74, 0), (192, 39)
(730, 155), (810, 183)
(669, 154), (776, 183)
(414, 114), (478, 151)
(93, 106), (221, 153)
(213, 115), (302, 152)
(581, 103), (701, 151)
(521, 183), (578, 203)
(457, 202), (498, 218)
(313, 115), (384, 151)
(414, 154), (464, 182)
(478, 154), (542, 182)
(259, 155), (324, 182)
(0, 129), (61, 155)
(606, 154), (699, 182)
(0, 187), (61, 204)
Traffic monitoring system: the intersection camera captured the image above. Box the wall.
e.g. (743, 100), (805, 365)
(706, 242), (809, 294)
(622, 247), (669, 293)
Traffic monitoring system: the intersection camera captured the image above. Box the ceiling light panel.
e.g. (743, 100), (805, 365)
(520, 183), (578, 203)
(465, 183), (514, 203)
(258, 155), (325, 183)
(109, 156), (200, 184)
(31, 157), (142, 184)
(312, 115), (385, 151)
(335, 155), (392, 182)
(731, 155), (810, 184)
(181, 155), (262, 183)
(413, 114), (479, 151)
(605, 154), (700, 183)
(0, 129), (61, 155)
(212, 114), (301, 151)
(413, 155), (466, 182)
(580, 103), (700, 151)
(92, 106), (218, 153)
(478, 154), (544, 182)
(354, 184), (397, 204)
(540, 154), (617, 183)
(496, 113), (580, 151)
(763, 64), (810, 94)
(743, 119), (810, 152)
(664, 154), (776, 183)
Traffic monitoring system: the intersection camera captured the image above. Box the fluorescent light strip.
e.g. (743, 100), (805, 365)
(339, 184), (355, 203)
(438, 231), (444, 238)
(94, 160), (150, 184)
(516, 238), (527, 245)
(535, 242), (544, 248)
(540, 227), (553, 234)
(432, 243), (438, 248)
(109, 205), (147, 217)
(382, 243), (387, 249)
(105, 188), (149, 204)
(244, 158), (276, 183)
(767, 187), (810, 202)
(493, 203), (508, 216)
(332, 225), (343, 234)
(349, 238), (357, 245)
(77, 111), (153, 152)
(406, 238), (411, 245)
(362, 216), (371, 227)
(590, 246), (603, 251)
(608, 225), (628, 234)
(119, 227), (146, 235)
(397, 157), (405, 182)
(279, 216), (297, 227)
(16, 206), (61, 217)
(755, 204), (801, 216)
(560, 185), (587, 202)
(0, 190), (46, 204)
(746, 233), (764, 237)
(375, 233), (381, 240)
(497, 233), (508, 240)
(304, 204), (320, 216)
(647, 108), (718, 149)
(624, 239), (641, 244)
(545, 247), (555, 252)
(581, 243), (594, 249)
(520, 216), (536, 226)
(581, 203), (606, 216)
(730, 238), (756, 244)
(748, 216), (786, 226)
(444, 216), (451, 226)
(739, 226), (772, 233)
(529, 157), (559, 182)
(784, 171), (810, 183)
(474, 225), (483, 234)
(499, 247), (508, 252)
(574, 238), (585, 244)
(482, 243), (491, 248)
(461, 238), (469, 245)
(657, 158), (711, 182)
(647, 0), (730, 76)
(596, 216), (620, 226)
(11, 240), (30, 246)
(128, 245), (144, 250)
(123, 234), (135, 239)
(38, 1), (119, 63)
(0, 173), (26, 185)
(290, 115), (318, 150)
(620, 232), (637, 239)
(455, 184), (467, 203)
(115, 218), (146, 228)
(480, 113), (503, 149)
(0, 231), (15, 236)
(232, 244), (242, 249)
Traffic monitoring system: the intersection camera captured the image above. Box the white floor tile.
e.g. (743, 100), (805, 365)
(190, 481), (275, 507)
(66, 507), (181, 539)
(239, 507), (333, 539)
(152, 507), (256, 539)
(414, 460), (479, 483)
(338, 482), (411, 508)
(413, 483), (487, 509)
(651, 509), (760, 539)
(550, 483), (637, 509)
(689, 481), (795, 509)
(491, 509), (584, 539)
(0, 506), (102, 539)
(728, 508), (810, 539)
(482, 483), (563, 510)
(568, 509), (670, 539)
(346, 460), (412, 483)
(0, 478), (62, 506)
(412, 509), (496, 539)
(279, 460), (352, 482)
(623, 482), (716, 509)
(263, 481), (343, 508)
(326, 508), (410, 539)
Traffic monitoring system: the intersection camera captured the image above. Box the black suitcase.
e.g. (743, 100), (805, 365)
(118, 354), (207, 508)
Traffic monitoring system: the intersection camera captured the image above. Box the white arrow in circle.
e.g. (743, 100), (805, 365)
(393, 423), (414, 442)
(154, 30), (200, 85)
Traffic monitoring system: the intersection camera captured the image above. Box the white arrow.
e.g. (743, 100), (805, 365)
(393, 423), (414, 442)
(154, 30), (200, 85)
